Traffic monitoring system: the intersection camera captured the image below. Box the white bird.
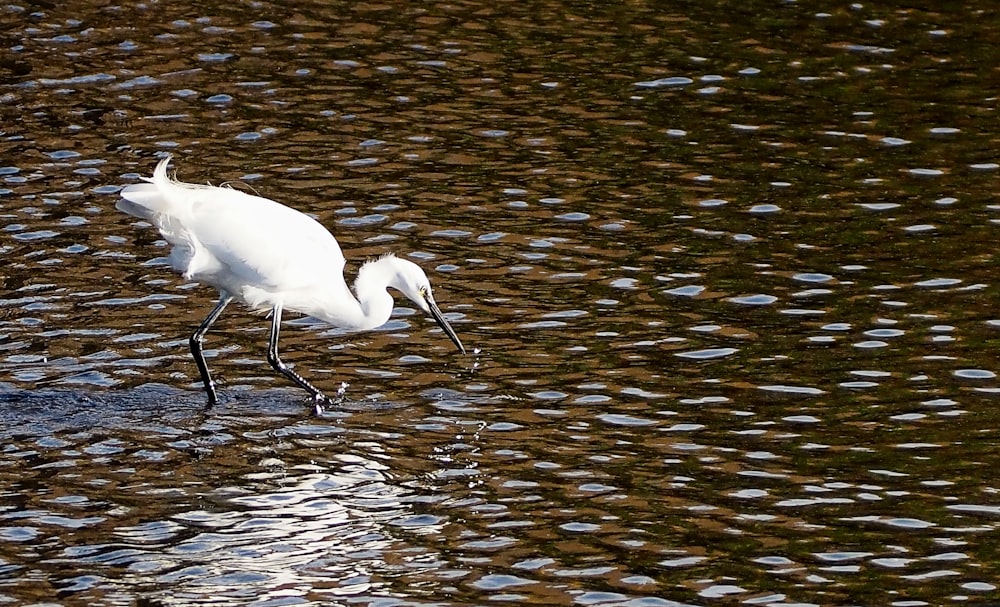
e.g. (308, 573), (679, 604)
(117, 155), (465, 413)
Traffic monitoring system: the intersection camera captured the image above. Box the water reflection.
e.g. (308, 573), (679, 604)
(0, 387), (469, 604)
(5, 0), (1000, 604)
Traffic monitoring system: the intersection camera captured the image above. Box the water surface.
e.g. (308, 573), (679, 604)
(3, 0), (1000, 604)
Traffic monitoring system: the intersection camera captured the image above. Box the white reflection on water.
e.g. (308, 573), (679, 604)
(124, 465), (445, 604)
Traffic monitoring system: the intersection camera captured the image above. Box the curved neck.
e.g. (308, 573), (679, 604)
(310, 256), (396, 331)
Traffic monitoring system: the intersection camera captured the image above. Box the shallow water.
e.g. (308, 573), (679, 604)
(4, 0), (1000, 605)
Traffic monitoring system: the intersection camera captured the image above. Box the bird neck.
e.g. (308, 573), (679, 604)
(300, 256), (399, 332)
(341, 255), (398, 331)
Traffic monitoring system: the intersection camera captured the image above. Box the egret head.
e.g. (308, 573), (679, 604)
(388, 256), (466, 354)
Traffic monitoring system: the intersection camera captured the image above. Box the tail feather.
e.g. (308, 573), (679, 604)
(117, 155), (177, 220)
(117, 184), (165, 220)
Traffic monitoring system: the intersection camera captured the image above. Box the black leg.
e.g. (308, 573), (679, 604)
(190, 294), (233, 406)
(266, 304), (329, 413)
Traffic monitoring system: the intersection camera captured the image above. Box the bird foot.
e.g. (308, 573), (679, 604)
(309, 382), (349, 416)
(311, 392), (344, 417)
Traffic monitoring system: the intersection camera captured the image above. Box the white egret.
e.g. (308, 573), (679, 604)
(117, 155), (465, 413)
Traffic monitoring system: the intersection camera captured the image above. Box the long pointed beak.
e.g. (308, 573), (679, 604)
(427, 298), (465, 354)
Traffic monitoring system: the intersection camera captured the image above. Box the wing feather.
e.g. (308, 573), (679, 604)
(118, 156), (345, 294)
(187, 187), (345, 291)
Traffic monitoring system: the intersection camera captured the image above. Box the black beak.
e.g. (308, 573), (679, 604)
(427, 298), (465, 354)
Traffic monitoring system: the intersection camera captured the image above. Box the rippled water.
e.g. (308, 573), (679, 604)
(4, 0), (1000, 604)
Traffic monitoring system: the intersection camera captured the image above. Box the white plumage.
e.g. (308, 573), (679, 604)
(118, 155), (465, 412)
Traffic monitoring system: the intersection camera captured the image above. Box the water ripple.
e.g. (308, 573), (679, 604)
(759, 385), (826, 396)
(3, 3), (1000, 606)
(634, 76), (693, 88)
(674, 348), (738, 360)
(728, 294), (778, 305)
